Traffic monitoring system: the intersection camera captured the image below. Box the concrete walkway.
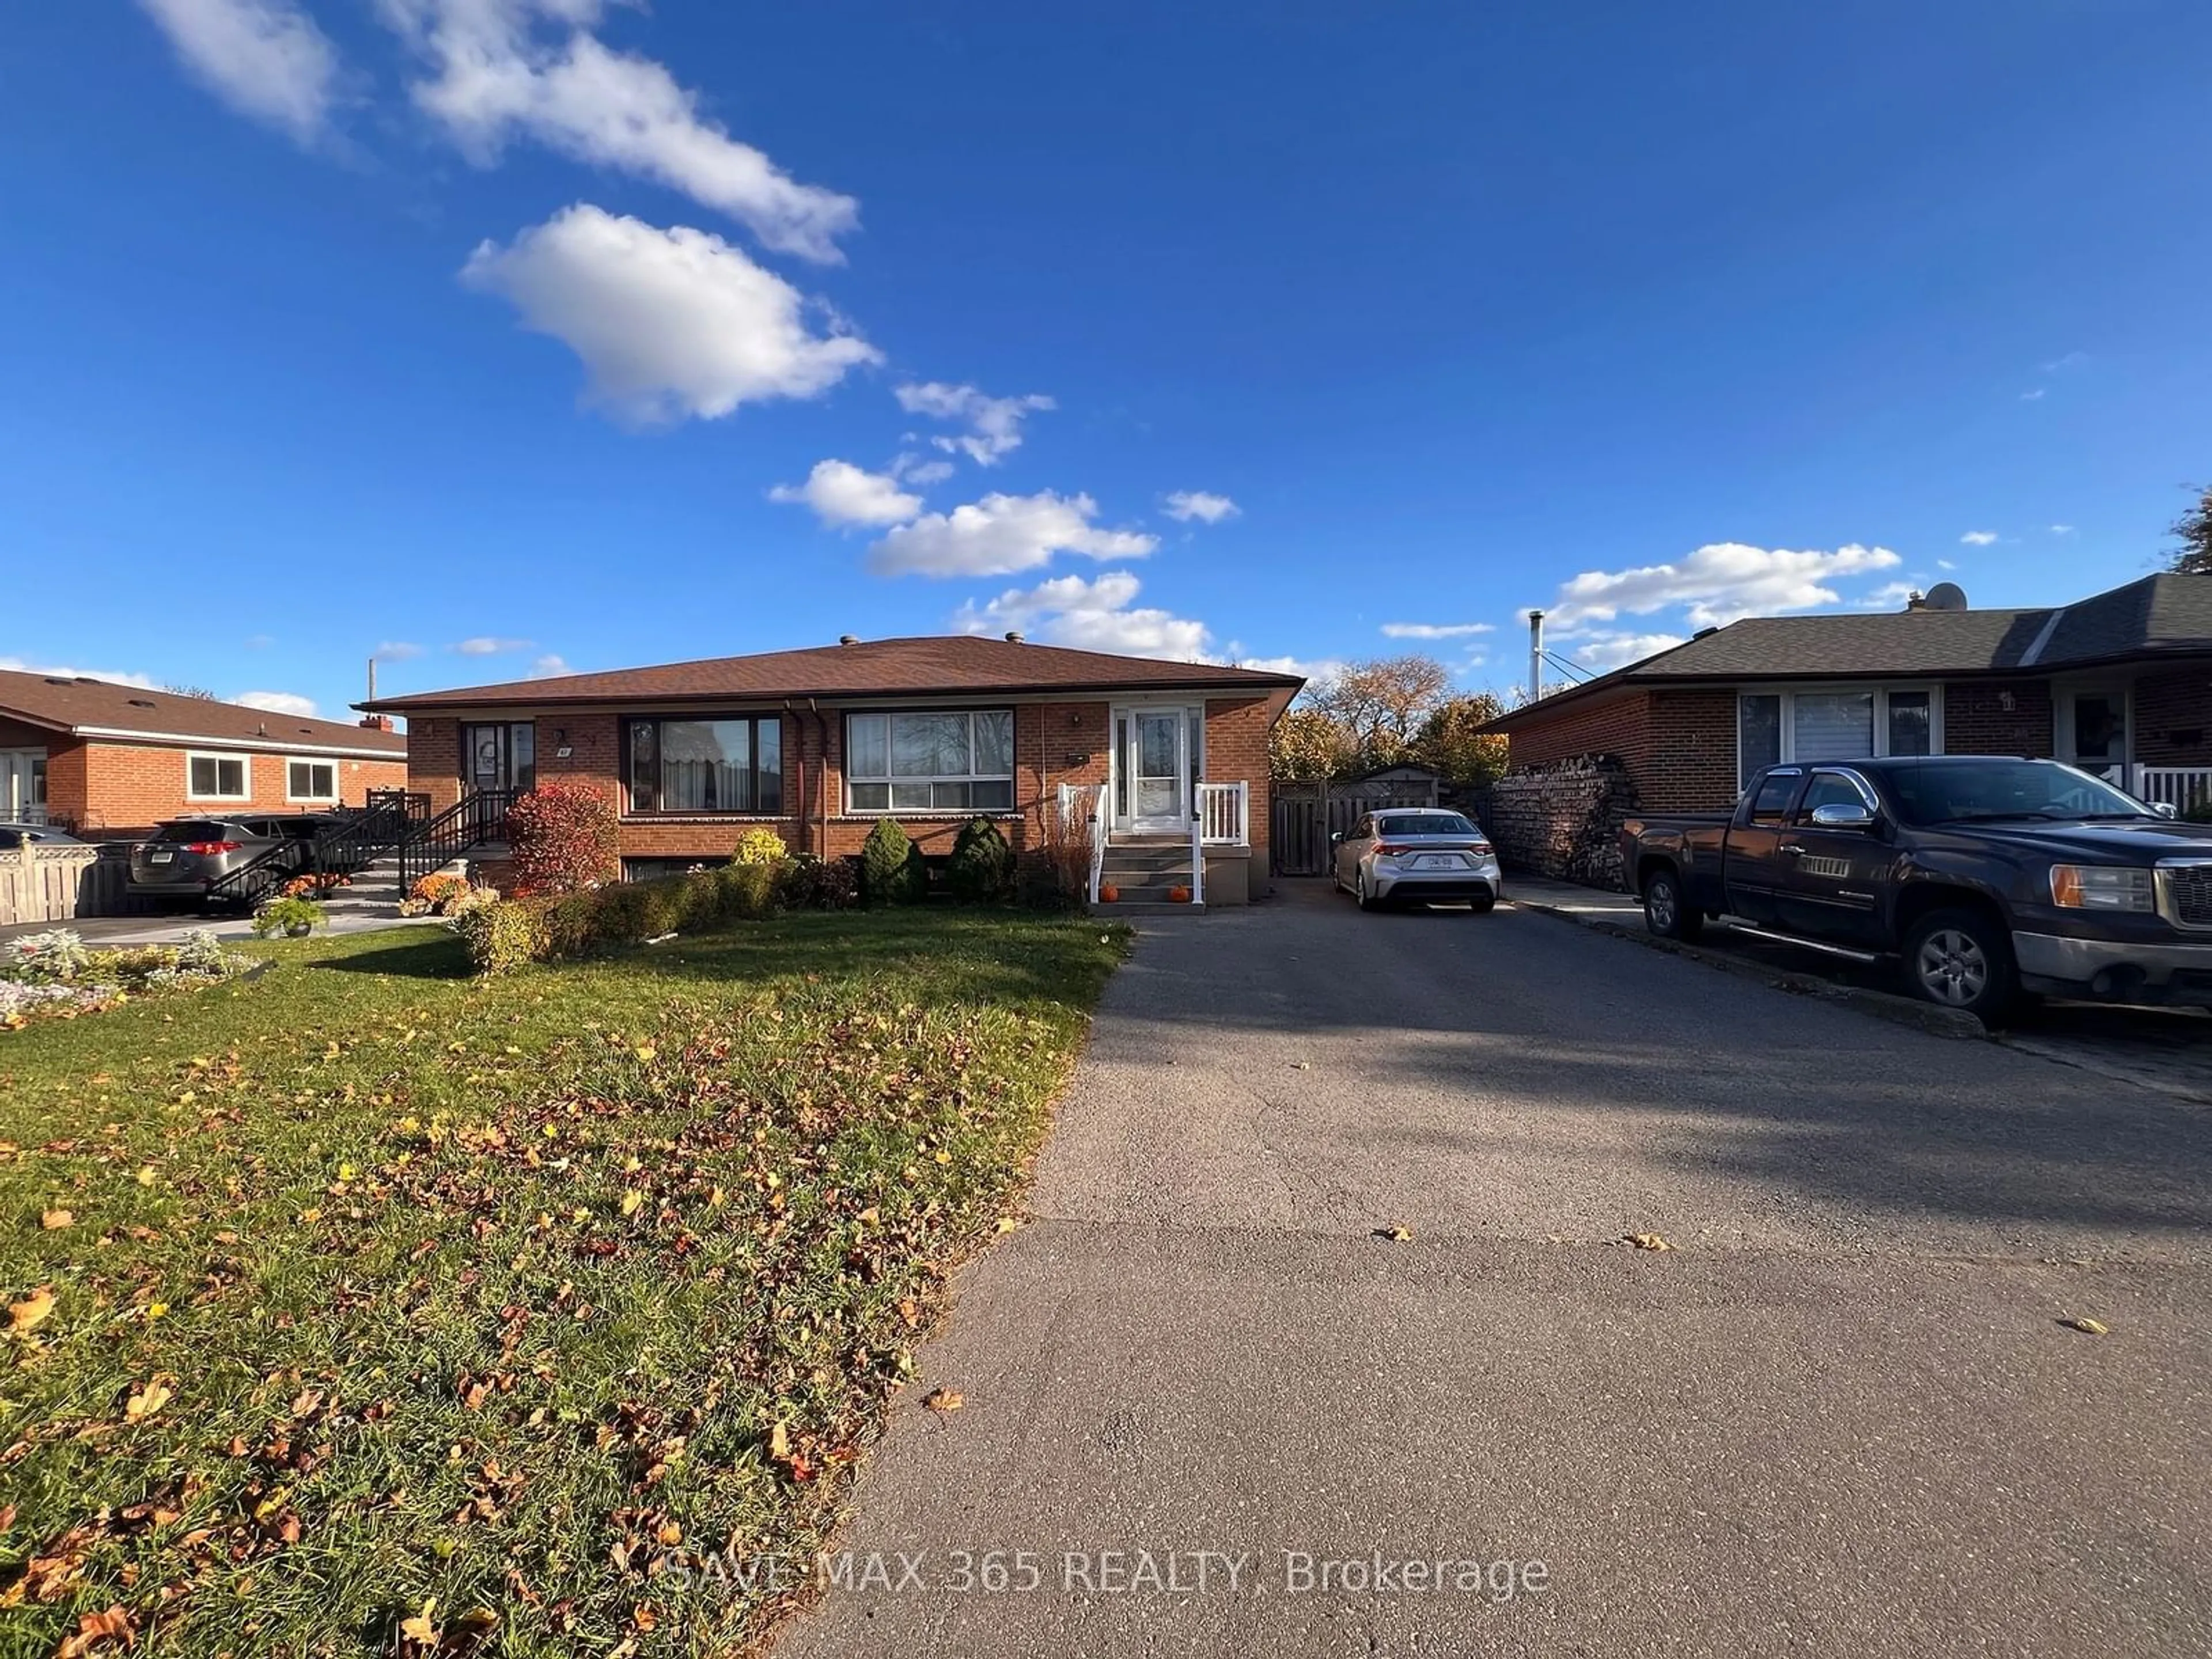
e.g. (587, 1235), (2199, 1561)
(774, 880), (2212, 1658)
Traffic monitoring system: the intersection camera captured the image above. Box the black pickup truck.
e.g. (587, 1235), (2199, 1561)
(1619, 756), (2212, 1017)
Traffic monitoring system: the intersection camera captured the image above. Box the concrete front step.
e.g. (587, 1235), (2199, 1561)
(1092, 900), (1206, 916)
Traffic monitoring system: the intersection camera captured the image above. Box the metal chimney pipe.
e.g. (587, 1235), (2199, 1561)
(1528, 610), (1545, 702)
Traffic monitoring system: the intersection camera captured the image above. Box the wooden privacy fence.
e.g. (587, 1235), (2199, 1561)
(1270, 770), (1445, 876)
(0, 845), (134, 927)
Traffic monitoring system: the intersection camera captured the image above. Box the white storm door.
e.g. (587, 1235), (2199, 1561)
(1126, 709), (1189, 830)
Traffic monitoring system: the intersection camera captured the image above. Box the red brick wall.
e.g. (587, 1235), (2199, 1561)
(1642, 690), (1738, 810)
(406, 697), (1278, 868)
(61, 742), (408, 838)
(1941, 680), (2052, 759)
(2133, 669), (2212, 765)
(1502, 691), (1656, 774)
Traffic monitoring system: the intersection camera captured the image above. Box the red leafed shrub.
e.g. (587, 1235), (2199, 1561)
(505, 782), (620, 896)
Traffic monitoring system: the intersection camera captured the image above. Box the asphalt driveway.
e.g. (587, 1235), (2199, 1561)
(774, 880), (2212, 1658)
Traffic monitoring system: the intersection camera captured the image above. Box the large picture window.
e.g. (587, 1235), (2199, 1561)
(1737, 687), (1941, 789)
(627, 717), (782, 815)
(286, 759), (337, 802)
(846, 710), (1014, 813)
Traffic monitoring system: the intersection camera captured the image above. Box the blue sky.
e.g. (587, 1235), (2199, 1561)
(5, 1), (2209, 719)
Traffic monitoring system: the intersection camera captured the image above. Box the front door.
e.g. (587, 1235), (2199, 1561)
(461, 723), (536, 795)
(1121, 707), (1190, 832)
(2058, 686), (2128, 784)
(1, 749), (47, 824)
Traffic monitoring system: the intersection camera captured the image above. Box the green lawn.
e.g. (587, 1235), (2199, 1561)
(0, 910), (1123, 1656)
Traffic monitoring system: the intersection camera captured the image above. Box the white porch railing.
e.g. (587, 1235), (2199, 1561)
(1190, 812), (1205, 906)
(1198, 781), (1249, 846)
(2134, 766), (2212, 812)
(1086, 782), (1108, 905)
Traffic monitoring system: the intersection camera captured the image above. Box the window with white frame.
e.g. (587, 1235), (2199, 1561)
(846, 710), (1015, 812)
(1737, 687), (1938, 788)
(187, 752), (249, 800)
(286, 759), (338, 802)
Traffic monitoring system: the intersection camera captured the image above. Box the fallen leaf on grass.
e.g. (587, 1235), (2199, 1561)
(398, 1599), (440, 1646)
(1626, 1234), (1675, 1252)
(2059, 1316), (2109, 1336)
(124, 1380), (172, 1421)
(54, 1604), (134, 1657)
(8, 1286), (55, 1334)
(923, 1389), (964, 1414)
(39, 1210), (74, 1230)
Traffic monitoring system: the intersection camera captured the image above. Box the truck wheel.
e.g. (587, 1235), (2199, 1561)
(1642, 868), (1702, 941)
(1902, 908), (2017, 1020)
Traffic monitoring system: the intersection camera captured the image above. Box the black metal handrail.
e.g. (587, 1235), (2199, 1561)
(203, 794), (423, 908)
(396, 789), (516, 891)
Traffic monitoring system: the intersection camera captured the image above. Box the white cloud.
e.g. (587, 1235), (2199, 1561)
(1960, 530), (1998, 547)
(890, 453), (956, 486)
(1547, 542), (1902, 631)
(953, 571), (1210, 660)
(1161, 490), (1240, 524)
(0, 657), (157, 689)
(1379, 622), (1495, 640)
(1555, 631), (1688, 672)
(2050, 523), (2076, 536)
(892, 382), (1054, 466)
(1232, 653), (1343, 684)
(235, 690), (319, 717)
(375, 641), (427, 660)
(139, 0), (342, 146)
(870, 490), (1156, 578)
(380, 0), (858, 262)
(1855, 582), (1921, 610)
(453, 636), (533, 654)
(528, 654), (573, 677)
(1936, 559), (1958, 571)
(461, 204), (880, 424)
(768, 459), (921, 528)
(2019, 388), (2046, 402)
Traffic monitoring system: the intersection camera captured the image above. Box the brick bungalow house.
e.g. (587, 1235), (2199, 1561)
(1479, 574), (2212, 884)
(356, 634), (1302, 904)
(0, 669), (409, 836)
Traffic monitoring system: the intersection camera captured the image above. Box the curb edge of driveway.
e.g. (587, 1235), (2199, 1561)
(1506, 895), (1988, 1041)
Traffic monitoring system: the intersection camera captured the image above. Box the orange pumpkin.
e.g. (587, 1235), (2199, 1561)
(1168, 885), (1192, 904)
(1099, 884), (1120, 903)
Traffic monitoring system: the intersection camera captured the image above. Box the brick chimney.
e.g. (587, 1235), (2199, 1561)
(359, 714), (395, 732)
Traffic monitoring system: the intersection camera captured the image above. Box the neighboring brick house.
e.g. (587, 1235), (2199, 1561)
(0, 669), (409, 837)
(1480, 574), (2212, 880)
(358, 634), (1303, 904)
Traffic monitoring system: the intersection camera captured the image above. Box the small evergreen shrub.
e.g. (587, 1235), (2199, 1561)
(715, 862), (783, 918)
(861, 818), (922, 905)
(948, 816), (1015, 903)
(506, 782), (621, 896)
(450, 897), (550, 974)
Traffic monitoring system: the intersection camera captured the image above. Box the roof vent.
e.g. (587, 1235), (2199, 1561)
(839, 634), (859, 646)
(127, 697), (156, 708)
(43, 676), (70, 686)
(1692, 626), (1718, 639)
(1922, 581), (1969, 611)
(1003, 631), (1025, 644)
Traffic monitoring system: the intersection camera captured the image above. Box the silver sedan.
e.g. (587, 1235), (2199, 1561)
(1331, 808), (1503, 912)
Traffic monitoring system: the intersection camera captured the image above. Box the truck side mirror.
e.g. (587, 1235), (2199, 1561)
(1809, 802), (1876, 831)
(2152, 801), (2180, 821)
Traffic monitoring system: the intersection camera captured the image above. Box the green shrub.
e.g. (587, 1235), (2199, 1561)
(861, 817), (923, 905)
(590, 881), (659, 945)
(451, 897), (550, 974)
(715, 861), (783, 919)
(732, 827), (789, 865)
(947, 816), (1015, 903)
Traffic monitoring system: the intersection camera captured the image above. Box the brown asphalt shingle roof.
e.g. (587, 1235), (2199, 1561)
(357, 635), (1305, 713)
(0, 669), (407, 755)
(1488, 574), (2212, 732)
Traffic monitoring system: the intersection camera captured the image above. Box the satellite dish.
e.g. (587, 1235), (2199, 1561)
(1922, 581), (1969, 611)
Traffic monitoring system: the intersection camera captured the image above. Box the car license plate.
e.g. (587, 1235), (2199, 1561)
(1416, 855), (1456, 869)
(150, 851), (173, 863)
